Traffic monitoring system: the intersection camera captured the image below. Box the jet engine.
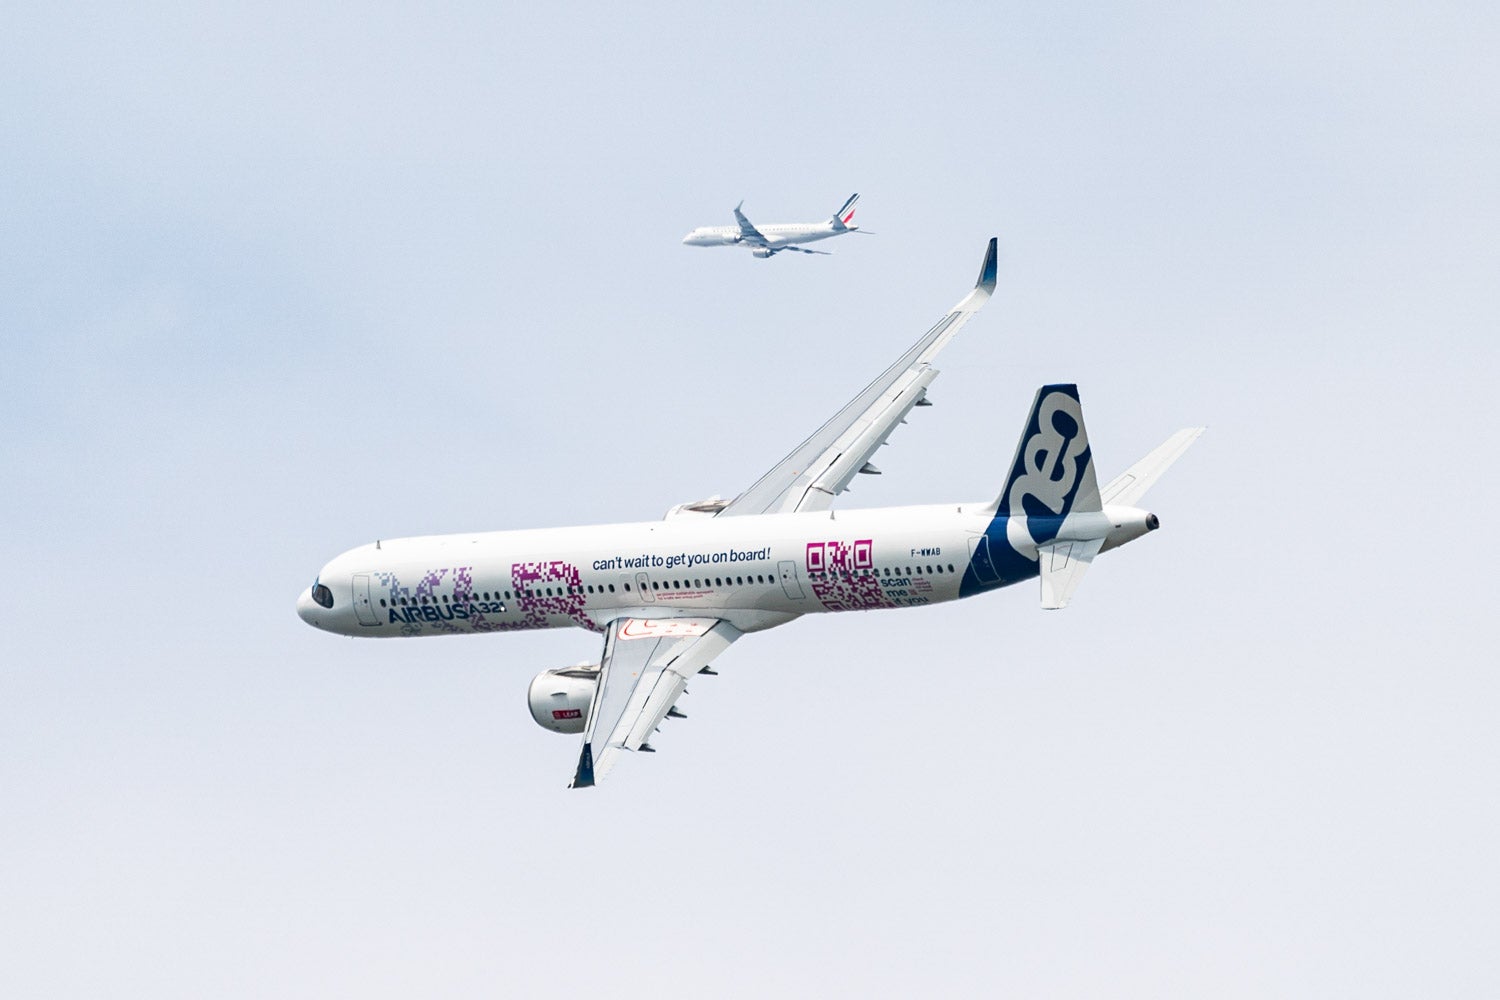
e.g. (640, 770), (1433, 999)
(751, 248), (774, 258)
(527, 664), (599, 734)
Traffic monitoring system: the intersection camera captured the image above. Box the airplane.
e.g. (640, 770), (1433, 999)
(681, 193), (867, 257)
(296, 239), (1203, 788)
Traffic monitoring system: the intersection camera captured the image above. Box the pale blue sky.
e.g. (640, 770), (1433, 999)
(3, 3), (1498, 996)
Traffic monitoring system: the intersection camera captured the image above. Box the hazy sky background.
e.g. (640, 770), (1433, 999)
(4, 3), (1498, 996)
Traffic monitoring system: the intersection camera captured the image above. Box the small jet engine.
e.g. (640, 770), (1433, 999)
(750, 248), (774, 259)
(527, 664), (600, 734)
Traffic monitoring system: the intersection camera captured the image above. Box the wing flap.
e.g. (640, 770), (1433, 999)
(732, 202), (766, 243)
(571, 617), (741, 788)
(799, 367), (938, 510)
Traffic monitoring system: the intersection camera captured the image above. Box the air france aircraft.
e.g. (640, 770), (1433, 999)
(681, 193), (866, 257)
(297, 240), (1202, 787)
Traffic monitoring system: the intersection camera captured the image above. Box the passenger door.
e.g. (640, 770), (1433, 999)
(351, 573), (380, 626)
(778, 560), (805, 600)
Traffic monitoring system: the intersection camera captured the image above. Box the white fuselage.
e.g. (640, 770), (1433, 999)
(681, 221), (851, 250)
(295, 501), (1156, 639)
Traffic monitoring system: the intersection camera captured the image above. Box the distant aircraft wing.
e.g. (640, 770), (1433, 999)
(570, 616), (742, 788)
(732, 202), (768, 244)
(779, 246), (832, 255)
(719, 238), (998, 517)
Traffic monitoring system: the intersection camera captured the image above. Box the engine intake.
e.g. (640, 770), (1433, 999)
(527, 665), (599, 734)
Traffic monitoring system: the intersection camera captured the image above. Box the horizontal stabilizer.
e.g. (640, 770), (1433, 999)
(1038, 537), (1105, 609)
(1100, 428), (1205, 507)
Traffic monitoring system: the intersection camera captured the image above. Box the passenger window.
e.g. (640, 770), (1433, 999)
(652, 582), (659, 590)
(611, 584), (618, 593)
(379, 599), (387, 607)
(948, 564), (955, 573)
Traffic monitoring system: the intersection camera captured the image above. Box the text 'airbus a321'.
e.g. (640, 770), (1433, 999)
(297, 239), (1203, 787)
(681, 193), (868, 257)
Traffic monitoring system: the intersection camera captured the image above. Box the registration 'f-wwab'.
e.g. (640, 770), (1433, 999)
(297, 240), (1202, 787)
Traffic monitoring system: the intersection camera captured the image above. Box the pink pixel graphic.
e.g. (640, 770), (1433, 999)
(511, 560), (601, 633)
(806, 538), (891, 611)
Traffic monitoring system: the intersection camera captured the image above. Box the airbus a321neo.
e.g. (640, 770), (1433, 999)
(297, 240), (1202, 787)
(681, 193), (867, 257)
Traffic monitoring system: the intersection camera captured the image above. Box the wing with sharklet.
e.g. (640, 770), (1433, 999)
(732, 201), (767, 244)
(570, 616), (742, 788)
(719, 238), (998, 517)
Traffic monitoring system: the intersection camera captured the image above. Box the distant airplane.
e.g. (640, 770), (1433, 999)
(681, 193), (867, 257)
(296, 239), (1203, 787)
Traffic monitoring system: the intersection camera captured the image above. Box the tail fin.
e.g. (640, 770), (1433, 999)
(830, 193), (859, 229)
(993, 384), (1105, 610)
(991, 384), (1102, 532)
(975, 385), (1198, 610)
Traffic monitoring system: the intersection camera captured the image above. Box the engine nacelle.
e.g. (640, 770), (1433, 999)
(751, 248), (774, 258)
(527, 664), (599, 734)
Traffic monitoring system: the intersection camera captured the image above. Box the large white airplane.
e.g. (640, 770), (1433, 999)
(681, 193), (866, 257)
(297, 240), (1202, 787)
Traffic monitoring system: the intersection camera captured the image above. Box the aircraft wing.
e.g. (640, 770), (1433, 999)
(570, 616), (742, 788)
(732, 202), (767, 243)
(719, 238), (998, 517)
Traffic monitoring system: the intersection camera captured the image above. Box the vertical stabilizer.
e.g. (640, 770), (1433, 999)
(830, 193), (860, 229)
(992, 384), (1101, 529)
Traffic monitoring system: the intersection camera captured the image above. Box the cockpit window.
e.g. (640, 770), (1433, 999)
(311, 581), (334, 609)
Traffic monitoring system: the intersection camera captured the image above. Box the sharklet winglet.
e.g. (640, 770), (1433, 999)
(976, 238), (998, 293)
(570, 743), (596, 789)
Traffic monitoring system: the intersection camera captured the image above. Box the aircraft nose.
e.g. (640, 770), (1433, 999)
(296, 587), (320, 627)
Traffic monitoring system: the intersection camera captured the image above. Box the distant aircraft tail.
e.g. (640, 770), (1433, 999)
(830, 193), (860, 230)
